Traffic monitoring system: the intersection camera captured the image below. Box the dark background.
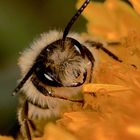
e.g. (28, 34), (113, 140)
(0, 0), (131, 135)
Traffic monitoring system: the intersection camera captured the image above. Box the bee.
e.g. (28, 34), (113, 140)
(13, 0), (123, 139)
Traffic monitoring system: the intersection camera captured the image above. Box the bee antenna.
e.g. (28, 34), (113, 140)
(62, 0), (90, 41)
(12, 66), (35, 96)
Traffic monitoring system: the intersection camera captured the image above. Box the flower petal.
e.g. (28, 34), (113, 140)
(129, 0), (140, 15)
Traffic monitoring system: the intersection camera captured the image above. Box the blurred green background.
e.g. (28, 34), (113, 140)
(0, 0), (131, 135)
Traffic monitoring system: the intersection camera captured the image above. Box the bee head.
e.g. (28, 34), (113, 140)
(13, 0), (92, 96)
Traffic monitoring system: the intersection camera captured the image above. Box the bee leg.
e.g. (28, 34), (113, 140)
(28, 120), (43, 137)
(87, 40), (123, 63)
(20, 101), (32, 140)
(88, 40), (138, 68)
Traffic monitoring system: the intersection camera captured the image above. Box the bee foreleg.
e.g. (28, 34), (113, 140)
(19, 100), (32, 140)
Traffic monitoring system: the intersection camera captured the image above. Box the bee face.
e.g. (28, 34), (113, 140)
(19, 32), (93, 103)
(34, 37), (88, 87)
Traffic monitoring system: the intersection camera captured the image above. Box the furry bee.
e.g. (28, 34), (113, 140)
(13, 0), (122, 139)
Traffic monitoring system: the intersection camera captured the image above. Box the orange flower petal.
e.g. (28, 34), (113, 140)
(129, 0), (140, 15)
(77, 0), (140, 41)
(0, 136), (13, 140)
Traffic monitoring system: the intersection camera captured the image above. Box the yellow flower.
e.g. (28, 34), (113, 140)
(33, 123), (77, 140)
(77, 0), (140, 41)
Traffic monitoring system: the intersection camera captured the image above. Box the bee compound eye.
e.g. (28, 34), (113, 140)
(44, 73), (53, 81)
(69, 38), (85, 57)
(73, 44), (81, 54)
(34, 66), (63, 87)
